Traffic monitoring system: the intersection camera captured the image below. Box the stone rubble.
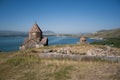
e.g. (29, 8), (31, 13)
(41, 46), (119, 56)
(57, 48), (71, 54)
(87, 46), (119, 56)
(38, 46), (120, 61)
(42, 47), (71, 54)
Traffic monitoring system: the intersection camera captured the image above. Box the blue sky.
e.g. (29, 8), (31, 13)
(0, 0), (120, 33)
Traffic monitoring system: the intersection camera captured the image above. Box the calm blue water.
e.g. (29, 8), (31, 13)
(0, 36), (100, 52)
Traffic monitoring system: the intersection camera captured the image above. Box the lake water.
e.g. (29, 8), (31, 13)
(0, 36), (100, 52)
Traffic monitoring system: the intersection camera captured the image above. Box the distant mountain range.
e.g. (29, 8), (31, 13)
(0, 30), (28, 37)
(43, 31), (55, 36)
(0, 30), (55, 37)
(85, 28), (120, 38)
(0, 28), (120, 38)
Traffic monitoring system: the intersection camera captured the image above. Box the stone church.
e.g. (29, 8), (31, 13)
(20, 22), (48, 50)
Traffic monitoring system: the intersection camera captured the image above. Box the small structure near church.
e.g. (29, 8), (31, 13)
(20, 22), (48, 50)
(80, 36), (86, 43)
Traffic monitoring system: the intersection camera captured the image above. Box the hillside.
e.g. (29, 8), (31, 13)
(86, 28), (120, 38)
(0, 44), (120, 80)
(87, 28), (120, 48)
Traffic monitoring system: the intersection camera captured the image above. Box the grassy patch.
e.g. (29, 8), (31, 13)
(7, 57), (26, 66)
(54, 66), (72, 80)
(22, 71), (36, 80)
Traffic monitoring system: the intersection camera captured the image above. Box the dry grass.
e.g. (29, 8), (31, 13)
(0, 48), (120, 80)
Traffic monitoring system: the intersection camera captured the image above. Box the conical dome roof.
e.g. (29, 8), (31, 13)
(29, 23), (42, 33)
